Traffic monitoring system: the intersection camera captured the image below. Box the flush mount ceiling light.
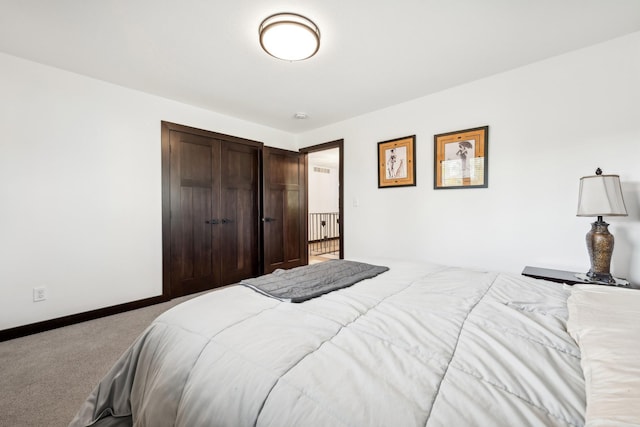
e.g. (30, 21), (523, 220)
(259, 13), (320, 61)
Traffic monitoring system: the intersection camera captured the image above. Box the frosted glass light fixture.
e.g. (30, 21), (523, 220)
(259, 13), (320, 61)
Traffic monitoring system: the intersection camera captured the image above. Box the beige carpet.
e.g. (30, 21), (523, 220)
(0, 292), (205, 427)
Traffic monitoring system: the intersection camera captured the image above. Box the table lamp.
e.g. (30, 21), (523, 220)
(576, 168), (629, 286)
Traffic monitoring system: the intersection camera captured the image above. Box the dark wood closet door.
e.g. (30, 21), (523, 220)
(219, 141), (260, 284)
(169, 131), (222, 296)
(262, 147), (307, 273)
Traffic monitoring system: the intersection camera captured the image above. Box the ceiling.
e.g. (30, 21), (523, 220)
(1, 1), (639, 134)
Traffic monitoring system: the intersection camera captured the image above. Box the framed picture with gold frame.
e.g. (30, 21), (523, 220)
(434, 126), (488, 189)
(378, 135), (416, 188)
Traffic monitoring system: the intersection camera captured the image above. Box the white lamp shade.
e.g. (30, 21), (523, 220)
(577, 174), (628, 217)
(259, 13), (320, 61)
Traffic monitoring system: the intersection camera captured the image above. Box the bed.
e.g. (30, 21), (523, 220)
(69, 258), (640, 427)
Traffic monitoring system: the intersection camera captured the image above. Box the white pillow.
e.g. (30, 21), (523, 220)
(567, 284), (640, 427)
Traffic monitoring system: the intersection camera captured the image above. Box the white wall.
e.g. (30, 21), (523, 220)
(308, 165), (339, 213)
(0, 53), (295, 330)
(297, 32), (640, 283)
(2, 32), (639, 331)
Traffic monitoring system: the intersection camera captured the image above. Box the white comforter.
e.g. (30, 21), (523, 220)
(70, 259), (585, 426)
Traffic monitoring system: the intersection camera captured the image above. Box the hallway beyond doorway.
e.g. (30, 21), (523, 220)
(302, 140), (344, 265)
(309, 238), (340, 264)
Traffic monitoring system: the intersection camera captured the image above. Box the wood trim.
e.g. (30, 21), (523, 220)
(301, 139), (343, 154)
(161, 122), (172, 297)
(0, 295), (169, 342)
(300, 139), (344, 259)
(161, 121), (263, 149)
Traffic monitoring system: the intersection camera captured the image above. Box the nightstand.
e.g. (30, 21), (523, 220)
(522, 266), (639, 289)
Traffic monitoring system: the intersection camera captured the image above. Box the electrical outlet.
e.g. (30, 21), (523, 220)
(33, 287), (47, 302)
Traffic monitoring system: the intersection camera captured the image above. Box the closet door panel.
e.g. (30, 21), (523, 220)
(178, 186), (214, 279)
(262, 147), (307, 274)
(219, 142), (259, 284)
(285, 189), (301, 263)
(162, 122), (263, 297)
(169, 131), (221, 296)
(265, 189), (285, 265)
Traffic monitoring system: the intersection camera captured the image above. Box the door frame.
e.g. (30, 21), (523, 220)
(299, 139), (344, 260)
(161, 121), (263, 298)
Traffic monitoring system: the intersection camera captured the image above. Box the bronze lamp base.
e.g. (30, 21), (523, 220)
(575, 217), (629, 287)
(584, 216), (616, 284)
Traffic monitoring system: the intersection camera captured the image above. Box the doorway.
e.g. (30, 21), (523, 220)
(300, 140), (344, 264)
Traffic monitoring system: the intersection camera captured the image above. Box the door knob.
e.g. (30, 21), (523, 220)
(262, 217), (276, 222)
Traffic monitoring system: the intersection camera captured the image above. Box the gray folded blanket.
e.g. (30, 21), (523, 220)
(240, 260), (389, 302)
